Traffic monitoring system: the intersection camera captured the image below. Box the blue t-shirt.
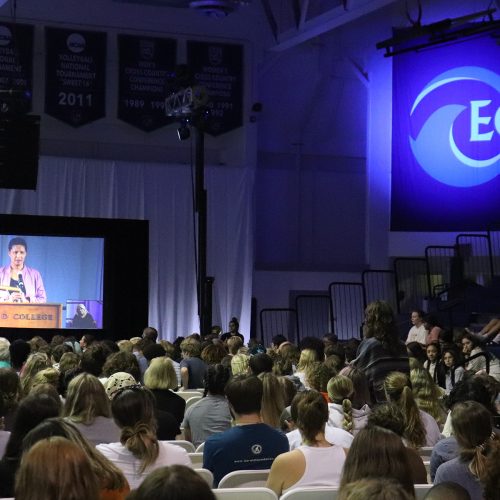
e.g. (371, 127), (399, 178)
(203, 422), (289, 486)
(180, 357), (207, 389)
(434, 456), (484, 499)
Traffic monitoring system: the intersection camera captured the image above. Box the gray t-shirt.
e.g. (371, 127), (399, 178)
(434, 456), (484, 499)
(182, 394), (232, 447)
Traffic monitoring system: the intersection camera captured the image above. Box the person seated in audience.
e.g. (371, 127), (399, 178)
(105, 371), (180, 441)
(183, 364), (232, 447)
(142, 343), (166, 367)
(406, 309), (428, 347)
(283, 390), (353, 450)
(366, 403), (427, 484)
(352, 301), (409, 403)
(0, 395), (10, 458)
(202, 375), (289, 486)
(159, 340), (182, 381)
(142, 327), (158, 343)
(101, 351), (141, 386)
(127, 465), (216, 500)
(430, 375), (500, 479)
(63, 372), (121, 445)
(305, 361), (336, 402)
(0, 368), (22, 431)
(339, 365), (373, 411)
(266, 390), (347, 496)
(22, 418), (129, 499)
(438, 348), (465, 394)
(220, 317), (244, 343)
(423, 482), (471, 500)
(144, 357), (185, 426)
(410, 358), (446, 427)
(294, 348), (318, 388)
(384, 371), (441, 448)
(406, 341), (427, 366)
(338, 477), (414, 500)
(327, 375), (370, 435)
(0, 337), (10, 369)
(15, 437), (100, 500)
(462, 332), (500, 381)
(423, 314), (444, 345)
(339, 426), (415, 497)
(201, 343), (227, 366)
(0, 393), (61, 498)
(434, 401), (500, 499)
(248, 352), (273, 376)
(230, 352), (249, 375)
(97, 385), (190, 489)
(423, 342), (442, 382)
(9, 339), (31, 374)
(222, 336), (243, 368)
(271, 334), (288, 352)
(19, 352), (52, 396)
(259, 372), (286, 429)
(79, 332), (96, 351)
(180, 338), (207, 389)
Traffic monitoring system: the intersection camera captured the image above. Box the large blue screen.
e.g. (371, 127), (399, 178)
(391, 33), (500, 230)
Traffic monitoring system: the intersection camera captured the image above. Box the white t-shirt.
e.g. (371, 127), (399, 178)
(96, 440), (191, 489)
(406, 324), (427, 345)
(287, 426), (353, 450)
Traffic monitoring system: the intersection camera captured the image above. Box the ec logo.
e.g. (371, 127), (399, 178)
(409, 66), (500, 187)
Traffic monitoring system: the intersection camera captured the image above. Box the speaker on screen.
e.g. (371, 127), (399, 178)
(0, 114), (40, 190)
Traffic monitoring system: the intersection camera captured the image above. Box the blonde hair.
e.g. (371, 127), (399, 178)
(231, 354), (249, 375)
(144, 357), (178, 390)
(327, 375), (354, 433)
(410, 366), (445, 425)
(16, 437), (100, 500)
(227, 336), (243, 355)
(117, 340), (133, 353)
(384, 371), (426, 448)
(20, 353), (52, 395)
(29, 368), (59, 394)
(63, 373), (111, 424)
(259, 372), (285, 428)
(297, 349), (318, 371)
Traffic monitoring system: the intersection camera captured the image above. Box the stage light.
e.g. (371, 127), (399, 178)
(177, 122), (190, 141)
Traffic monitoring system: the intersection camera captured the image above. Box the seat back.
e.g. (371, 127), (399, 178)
(218, 469), (270, 489)
(418, 446), (433, 457)
(189, 452), (203, 468)
(185, 395), (202, 411)
(280, 487), (339, 500)
(195, 441), (205, 452)
(176, 390), (203, 401)
(414, 484), (432, 500)
(214, 488), (278, 500)
(195, 468), (214, 487)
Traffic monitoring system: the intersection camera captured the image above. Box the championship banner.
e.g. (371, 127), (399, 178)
(187, 41), (243, 136)
(391, 32), (500, 231)
(45, 27), (107, 127)
(0, 23), (34, 112)
(118, 35), (176, 132)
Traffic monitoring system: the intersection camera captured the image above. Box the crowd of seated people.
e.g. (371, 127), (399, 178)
(0, 305), (500, 499)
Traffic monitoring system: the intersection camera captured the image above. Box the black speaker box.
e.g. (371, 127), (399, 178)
(0, 114), (40, 190)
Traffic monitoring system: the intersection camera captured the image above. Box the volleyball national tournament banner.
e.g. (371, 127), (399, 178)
(391, 33), (500, 231)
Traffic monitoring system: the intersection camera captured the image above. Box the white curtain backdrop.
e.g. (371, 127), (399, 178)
(0, 156), (254, 341)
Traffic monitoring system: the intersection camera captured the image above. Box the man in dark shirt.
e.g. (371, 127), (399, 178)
(179, 338), (207, 389)
(203, 375), (289, 486)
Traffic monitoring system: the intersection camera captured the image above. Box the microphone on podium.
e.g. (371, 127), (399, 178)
(18, 273), (27, 296)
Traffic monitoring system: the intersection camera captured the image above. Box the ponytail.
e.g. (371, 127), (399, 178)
(399, 385), (425, 448)
(121, 422), (159, 473)
(342, 398), (353, 434)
